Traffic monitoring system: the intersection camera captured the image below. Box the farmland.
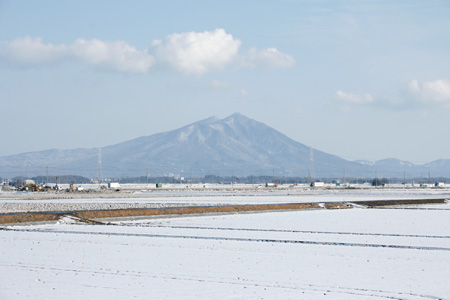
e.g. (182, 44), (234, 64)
(1, 187), (449, 299)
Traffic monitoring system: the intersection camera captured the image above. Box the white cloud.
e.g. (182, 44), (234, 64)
(71, 39), (154, 73)
(0, 36), (154, 73)
(240, 89), (248, 96)
(0, 36), (67, 65)
(0, 30), (295, 75)
(154, 29), (241, 75)
(334, 90), (374, 104)
(243, 47), (295, 68)
(408, 79), (450, 104)
(332, 80), (450, 111)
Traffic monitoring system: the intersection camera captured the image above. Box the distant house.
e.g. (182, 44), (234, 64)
(108, 182), (121, 189)
(310, 182), (324, 187)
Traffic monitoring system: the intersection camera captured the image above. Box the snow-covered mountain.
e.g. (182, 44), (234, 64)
(354, 158), (450, 178)
(0, 113), (448, 178)
(99, 113), (368, 178)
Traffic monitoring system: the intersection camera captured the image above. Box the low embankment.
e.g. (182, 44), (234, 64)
(0, 198), (447, 225)
(1, 202), (348, 225)
(352, 198), (447, 207)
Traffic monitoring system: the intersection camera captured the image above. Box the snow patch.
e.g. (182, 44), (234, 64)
(178, 126), (194, 141)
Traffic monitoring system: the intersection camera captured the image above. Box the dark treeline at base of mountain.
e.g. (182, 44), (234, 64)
(4, 175), (448, 185)
(8, 175), (92, 185)
(93, 175), (450, 185)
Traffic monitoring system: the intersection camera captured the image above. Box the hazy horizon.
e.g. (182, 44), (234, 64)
(0, 112), (447, 166)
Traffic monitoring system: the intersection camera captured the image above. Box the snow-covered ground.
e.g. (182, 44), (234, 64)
(1, 199), (449, 299)
(1, 187), (449, 213)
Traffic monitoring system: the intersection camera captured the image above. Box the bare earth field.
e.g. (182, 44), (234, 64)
(1, 186), (449, 299)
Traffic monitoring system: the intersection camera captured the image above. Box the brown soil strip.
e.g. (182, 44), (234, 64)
(0, 202), (348, 225)
(0, 199), (446, 225)
(352, 199), (447, 208)
(0, 213), (61, 225)
(73, 202), (349, 220)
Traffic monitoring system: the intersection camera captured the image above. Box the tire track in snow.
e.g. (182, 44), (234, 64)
(376, 208), (450, 211)
(2, 227), (450, 252)
(0, 261), (444, 300)
(114, 223), (450, 239)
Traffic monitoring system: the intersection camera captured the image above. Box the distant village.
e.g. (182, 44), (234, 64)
(1, 173), (447, 193)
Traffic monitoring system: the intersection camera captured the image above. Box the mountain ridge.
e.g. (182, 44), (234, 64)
(0, 113), (448, 178)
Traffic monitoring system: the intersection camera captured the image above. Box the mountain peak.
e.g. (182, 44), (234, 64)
(197, 116), (220, 125)
(230, 112), (246, 118)
(182, 116), (220, 128)
(222, 113), (254, 126)
(186, 113), (250, 128)
(224, 112), (249, 120)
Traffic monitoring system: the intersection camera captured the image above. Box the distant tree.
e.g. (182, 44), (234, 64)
(32, 175), (91, 184)
(11, 176), (27, 187)
(372, 178), (389, 186)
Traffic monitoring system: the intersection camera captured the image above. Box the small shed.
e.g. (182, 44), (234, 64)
(108, 182), (121, 189)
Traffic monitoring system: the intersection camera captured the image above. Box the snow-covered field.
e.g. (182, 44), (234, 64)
(1, 194), (449, 299)
(1, 186), (450, 213)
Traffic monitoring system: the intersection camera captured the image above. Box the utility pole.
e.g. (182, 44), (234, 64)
(46, 166), (48, 185)
(309, 147), (314, 184)
(97, 148), (102, 188)
(146, 168), (149, 190)
(231, 169), (234, 189)
(375, 170), (378, 188)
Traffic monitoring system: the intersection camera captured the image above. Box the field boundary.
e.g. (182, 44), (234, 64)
(0, 198), (447, 225)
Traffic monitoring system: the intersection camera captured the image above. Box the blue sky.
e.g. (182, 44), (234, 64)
(1, 0), (449, 163)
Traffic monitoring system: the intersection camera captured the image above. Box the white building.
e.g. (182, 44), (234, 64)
(108, 182), (121, 189)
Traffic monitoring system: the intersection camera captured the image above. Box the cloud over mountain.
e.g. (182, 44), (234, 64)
(333, 79), (450, 110)
(153, 29), (241, 75)
(408, 79), (450, 106)
(0, 36), (68, 65)
(0, 36), (154, 73)
(71, 39), (155, 73)
(333, 90), (374, 104)
(0, 29), (295, 75)
(243, 47), (295, 68)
